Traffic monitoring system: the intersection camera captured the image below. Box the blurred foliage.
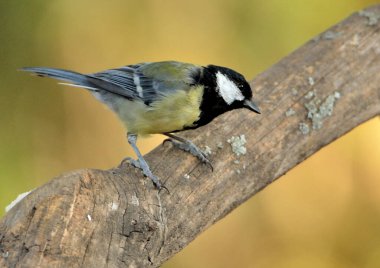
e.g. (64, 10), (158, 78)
(0, 0), (379, 267)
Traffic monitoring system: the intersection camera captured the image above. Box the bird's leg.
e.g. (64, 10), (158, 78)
(164, 133), (213, 171)
(126, 133), (163, 189)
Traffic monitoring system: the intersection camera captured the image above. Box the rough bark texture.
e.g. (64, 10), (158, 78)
(1, 5), (380, 268)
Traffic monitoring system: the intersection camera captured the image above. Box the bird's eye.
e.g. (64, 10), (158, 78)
(238, 84), (244, 88)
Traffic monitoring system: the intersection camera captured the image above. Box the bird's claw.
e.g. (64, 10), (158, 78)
(141, 168), (170, 193)
(119, 157), (140, 169)
(119, 157), (169, 193)
(166, 139), (214, 171)
(162, 138), (172, 146)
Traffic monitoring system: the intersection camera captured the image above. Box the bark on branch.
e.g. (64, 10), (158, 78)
(1, 5), (380, 267)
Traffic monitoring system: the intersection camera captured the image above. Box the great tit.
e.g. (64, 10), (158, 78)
(22, 61), (260, 189)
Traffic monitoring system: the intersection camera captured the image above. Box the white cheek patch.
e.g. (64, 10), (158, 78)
(216, 71), (244, 104)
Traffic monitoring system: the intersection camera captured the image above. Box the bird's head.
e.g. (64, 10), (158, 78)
(205, 65), (261, 114)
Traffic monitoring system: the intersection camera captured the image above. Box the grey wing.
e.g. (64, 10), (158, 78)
(87, 64), (146, 102)
(87, 62), (198, 105)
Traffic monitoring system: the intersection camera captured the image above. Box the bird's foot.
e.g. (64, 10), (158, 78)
(119, 157), (169, 193)
(164, 139), (213, 171)
(120, 157), (141, 169)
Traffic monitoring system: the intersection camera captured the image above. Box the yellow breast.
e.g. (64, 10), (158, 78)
(115, 86), (203, 135)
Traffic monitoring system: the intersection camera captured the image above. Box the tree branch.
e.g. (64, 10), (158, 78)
(1, 5), (380, 267)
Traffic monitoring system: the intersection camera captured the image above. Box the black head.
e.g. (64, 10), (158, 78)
(190, 64), (260, 129)
(205, 65), (260, 113)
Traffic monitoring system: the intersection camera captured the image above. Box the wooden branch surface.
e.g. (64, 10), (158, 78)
(1, 5), (380, 268)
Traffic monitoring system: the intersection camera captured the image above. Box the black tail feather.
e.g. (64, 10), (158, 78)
(21, 67), (94, 89)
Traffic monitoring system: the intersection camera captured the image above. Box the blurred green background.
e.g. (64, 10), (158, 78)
(1, 1), (380, 267)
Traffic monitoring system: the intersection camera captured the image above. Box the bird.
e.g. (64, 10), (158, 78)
(22, 61), (261, 190)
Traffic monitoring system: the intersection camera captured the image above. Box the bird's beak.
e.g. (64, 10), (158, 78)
(244, 99), (261, 114)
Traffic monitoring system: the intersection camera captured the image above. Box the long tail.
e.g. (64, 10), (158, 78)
(21, 67), (97, 91)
